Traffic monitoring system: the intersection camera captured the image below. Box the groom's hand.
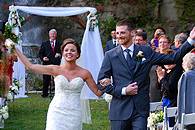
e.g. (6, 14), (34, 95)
(125, 82), (138, 95)
(190, 27), (195, 40)
(99, 78), (111, 88)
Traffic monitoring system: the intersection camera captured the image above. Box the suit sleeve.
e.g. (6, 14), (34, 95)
(97, 52), (122, 98)
(151, 41), (193, 65)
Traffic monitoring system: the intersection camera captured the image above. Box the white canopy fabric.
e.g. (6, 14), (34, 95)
(9, 5), (104, 124)
(12, 6), (97, 17)
(13, 45), (28, 98)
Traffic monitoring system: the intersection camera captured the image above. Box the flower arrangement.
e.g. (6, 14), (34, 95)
(0, 105), (9, 121)
(147, 110), (164, 128)
(136, 51), (146, 62)
(3, 6), (25, 52)
(6, 78), (21, 102)
(88, 14), (98, 31)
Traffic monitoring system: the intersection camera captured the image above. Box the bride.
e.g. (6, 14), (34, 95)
(13, 38), (109, 130)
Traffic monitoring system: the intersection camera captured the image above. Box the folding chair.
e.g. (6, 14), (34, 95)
(181, 113), (195, 130)
(163, 106), (177, 130)
(150, 102), (163, 112)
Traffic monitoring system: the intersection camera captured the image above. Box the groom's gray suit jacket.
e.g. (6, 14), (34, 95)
(98, 41), (193, 121)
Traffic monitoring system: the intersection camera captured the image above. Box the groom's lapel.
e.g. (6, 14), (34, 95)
(133, 45), (141, 74)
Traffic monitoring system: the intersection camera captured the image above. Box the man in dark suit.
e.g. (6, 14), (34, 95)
(104, 30), (118, 52)
(98, 20), (195, 130)
(39, 29), (61, 97)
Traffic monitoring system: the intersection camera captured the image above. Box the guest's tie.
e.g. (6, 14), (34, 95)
(51, 41), (55, 53)
(124, 49), (135, 70)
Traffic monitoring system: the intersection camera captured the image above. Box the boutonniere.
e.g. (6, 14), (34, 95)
(136, 51), (146, 62)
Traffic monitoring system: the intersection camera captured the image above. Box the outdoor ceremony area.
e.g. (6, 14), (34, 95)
(0, 0), (195, 130)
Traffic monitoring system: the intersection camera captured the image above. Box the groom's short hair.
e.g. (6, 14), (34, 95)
(116, 19), (133, 31)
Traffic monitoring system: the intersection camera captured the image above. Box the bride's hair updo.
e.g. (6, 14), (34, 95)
(61, 38), (81, 59)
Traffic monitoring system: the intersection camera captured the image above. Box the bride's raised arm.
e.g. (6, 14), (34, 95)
(14, 47), (58, 76)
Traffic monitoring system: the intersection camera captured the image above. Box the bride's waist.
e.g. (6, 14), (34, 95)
(55, 91), (80, 96)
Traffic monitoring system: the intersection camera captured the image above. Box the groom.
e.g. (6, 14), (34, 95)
(97, 19), (195, 130)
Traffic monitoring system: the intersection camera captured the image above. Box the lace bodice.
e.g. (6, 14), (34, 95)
(54, 75), (85, 95)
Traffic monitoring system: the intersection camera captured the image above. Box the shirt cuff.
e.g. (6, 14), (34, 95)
(121, 87), (127, 95)
(187, 37), (195, 45)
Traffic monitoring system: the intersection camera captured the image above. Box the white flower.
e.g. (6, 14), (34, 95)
(5, 38), (16, 49)
(147, 111), (163, 127)
(11, 85), (19, 94)
(6, 92), (14, 102)
(0, 106), (9, 120)
(9, 5), (16, 12)
(136, 51), (145, 62)
(104, 93), (112, 103)
(137, 51), (144, 56)
(2, 112), (9, 120)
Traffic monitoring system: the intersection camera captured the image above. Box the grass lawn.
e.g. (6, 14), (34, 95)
(3, 94), (110, 130)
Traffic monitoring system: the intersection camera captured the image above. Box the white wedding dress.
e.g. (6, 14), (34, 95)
(46, 75), (85, 130)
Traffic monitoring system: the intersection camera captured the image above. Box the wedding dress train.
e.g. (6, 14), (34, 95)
(46, 75), (84, 130)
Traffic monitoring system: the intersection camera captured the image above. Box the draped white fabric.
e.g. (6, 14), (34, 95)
(78, 16), (104, 99)
(12, 6), (97, 16)
(13, 45), (28, 98)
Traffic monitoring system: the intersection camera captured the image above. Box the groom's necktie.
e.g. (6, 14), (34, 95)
(124, 49), (135, 70)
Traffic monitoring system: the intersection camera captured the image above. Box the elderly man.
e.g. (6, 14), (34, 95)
(39, 29), (61, 97)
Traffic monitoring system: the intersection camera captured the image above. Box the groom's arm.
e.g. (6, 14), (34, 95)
(97, 52), (123, 98)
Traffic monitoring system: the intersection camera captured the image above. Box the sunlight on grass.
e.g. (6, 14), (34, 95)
(4, 94), (110, 130)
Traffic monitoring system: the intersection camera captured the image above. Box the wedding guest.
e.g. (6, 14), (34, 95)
(172, 32), (188, 51)
(134, 32), (148, 46)
(176, 50), (195, 130)
(13, 38), (109, 130)
(156, 49), (183, 127)
(39, 29), (62, 97)
(104, 30), (118, 52)
(150, 35), (172, 102)
(97, 19), (195, 130)
(150, 27), (166, 51)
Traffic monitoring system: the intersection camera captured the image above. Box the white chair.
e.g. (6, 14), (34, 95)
(150, 102), (162, 112)
(181, 113), (195, 130)
(163, 106), (177, 130)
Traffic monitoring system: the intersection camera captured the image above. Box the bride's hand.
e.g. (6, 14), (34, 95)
(99, 78), (111, 87)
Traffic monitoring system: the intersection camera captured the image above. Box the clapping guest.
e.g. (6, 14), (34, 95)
(176, 50), (195, 130)
(39, 29), (62, 97)
(156, 49), (184, 127)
